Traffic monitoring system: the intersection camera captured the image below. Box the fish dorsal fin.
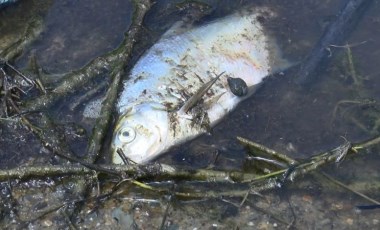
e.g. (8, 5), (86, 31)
(178, 72), (225, 115)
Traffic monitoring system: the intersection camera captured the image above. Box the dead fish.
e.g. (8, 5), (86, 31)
(111, 7), (290, 164)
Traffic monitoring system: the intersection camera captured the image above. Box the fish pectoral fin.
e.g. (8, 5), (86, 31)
(178, 71), (225, 114)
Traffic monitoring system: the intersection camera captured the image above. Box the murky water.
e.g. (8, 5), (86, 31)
(1, 0), (379, 229)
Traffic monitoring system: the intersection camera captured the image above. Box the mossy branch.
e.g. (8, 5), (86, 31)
(20, 0), (152, 114)
(85, 0), (152, 163)
(0, 135), (379, 199)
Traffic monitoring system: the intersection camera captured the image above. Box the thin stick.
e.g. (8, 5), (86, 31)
(296, 0), (373, 86)
(321, 172), (380, 205)
(237, 136), (296, 165)
(345, 43), (361, 85)
(85, 0), (152, 163)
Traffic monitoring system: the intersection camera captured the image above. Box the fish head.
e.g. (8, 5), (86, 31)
(111, 102), (169, 164)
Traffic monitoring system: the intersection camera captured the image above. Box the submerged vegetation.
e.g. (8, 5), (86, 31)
(0, 0), (379, 228)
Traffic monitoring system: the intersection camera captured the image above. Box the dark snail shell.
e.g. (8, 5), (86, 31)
(227, 77), (248, 97)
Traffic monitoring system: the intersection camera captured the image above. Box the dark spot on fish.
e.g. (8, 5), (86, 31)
(256, 15), (266, 24)
(241, 33), (249, 40)
(246, 8), (254, 15)
(134, 74), (144, 83)
(179, 89), (189, 99)
(164, 102), (174, 110)
(154, 50), (163, 56)
(194, 73), (205, 84)
(178, 73), (188, 81)
(142, 89), (147, 94)
(227, 77), (248, 97)
(169, 112), (179, 138)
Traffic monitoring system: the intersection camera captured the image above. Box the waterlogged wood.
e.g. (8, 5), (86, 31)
(237, 136), (378, 185)
(5, 1), (154, 223)
(321, 172), (380, 205)
(237, 136), (296, 165)
(21, 0), (151, 114)
(0, 1), (50, 61)
(22, 57), (110, 112)
(0, 136), (379, 199)
(85, 0), (152, 163)
(353, 135), (380, 149)
(296, 0), (373, 86)
(240, 135), (380, 205)
(0, 161), (259, 182)
(0, 164), (169, 180)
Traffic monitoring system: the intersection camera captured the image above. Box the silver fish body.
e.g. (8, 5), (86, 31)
(112, 7), (288, 164)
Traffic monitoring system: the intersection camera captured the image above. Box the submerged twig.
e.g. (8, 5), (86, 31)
(69, 81), (108, 111)
(20, 0), (151, 115)
(0, 62), (35, 117)
(1, 13), (46, 61)
(296, 0), (373, 86)
(331, 99), (375, 122)
(345, 43), (361, 85)
(321, 172), (380, 205)
(240, 135), (380, 204)
(237, 136), (296, 165)
(352, 135), (380, 149)
(0, 136), (379, 200)
(85, 0), (153, 163)
(0, 163), (255, 182)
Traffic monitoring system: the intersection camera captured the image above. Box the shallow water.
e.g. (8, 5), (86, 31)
(0, 0), (379, 229)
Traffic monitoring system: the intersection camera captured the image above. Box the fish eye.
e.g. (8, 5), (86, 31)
(118, 127), (136, 143)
